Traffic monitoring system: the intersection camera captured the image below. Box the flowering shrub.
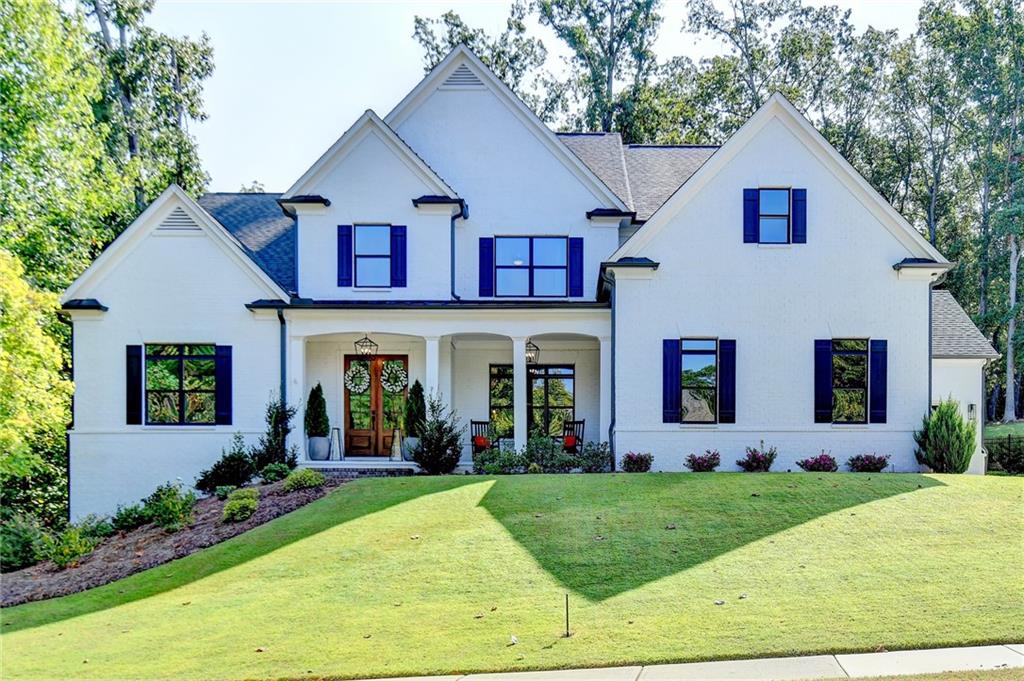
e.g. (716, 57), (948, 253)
(847, 453), (891, 472)
(684, 450), (720, 472)
(736, 441), (777, 472)
(796, 451), (838, 472)
(621, 451), (653, 472)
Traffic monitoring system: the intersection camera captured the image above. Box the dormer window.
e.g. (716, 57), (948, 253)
(758, 188), (790, 244)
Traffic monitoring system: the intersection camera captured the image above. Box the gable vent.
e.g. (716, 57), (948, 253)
(442, 63), (483, 88)
(157, 206), (200, 232)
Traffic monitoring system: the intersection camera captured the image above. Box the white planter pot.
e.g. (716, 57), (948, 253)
(308, 436), (330, 461)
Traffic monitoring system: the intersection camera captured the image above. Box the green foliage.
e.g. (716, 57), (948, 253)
(214, 485), (236, 501)
(259, 463), (291, 483)
(0, 514), (46, 572)
(411, 394), (465, 474)
(142, 481), (196, 532)
(473, 447), (525, 474)
(304, 383), (330, 437)
(195, 433), (255, 494)
(282, 468), (326, 492)
(622, 451), (653, 472)
(227, 488), (259, 502)
(473, 441), (612, 474)
(577, 441), (613, 473)
(0, 427), (69, 529)
(250, 398), (300, 472)
(111, 503), (149, 532)
(403, 380), (427, 438)
(914, 398), (976, 473)
(987, 438), (1024, 475)
(736, 441), (778, 472)
(75, 514), (115, 542)
(526, 462), (543, 474)
(222, 496), (258, 523)
(521, 435), (575, 473)
(40, 526), (98, 569)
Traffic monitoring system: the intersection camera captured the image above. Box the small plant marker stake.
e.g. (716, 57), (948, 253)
(564, 593), (570, 638)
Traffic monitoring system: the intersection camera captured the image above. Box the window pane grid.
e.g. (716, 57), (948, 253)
(488, 364), (575, 437)
(831, 338), (868, 423)
(758, 188), (791, 244)
(494, 236), (568, 297)
(354, 225), (391, 287)
(145, 344), (217, 425)
(680, 339), (718, 424)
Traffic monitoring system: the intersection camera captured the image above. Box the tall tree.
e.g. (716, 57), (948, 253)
(85, 0), (213, 210)
(413, 1), (568, 122)
(537, 0), (663, 136)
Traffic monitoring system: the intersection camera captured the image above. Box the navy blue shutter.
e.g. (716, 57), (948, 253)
(479, 237), (494, 297)
(743, 188), (758, 243)
(337, 225), (353, 287)
(390, 225), (407, 287)
(214, 345), (232, 425)
(126, 345), (142, 425)
(718, 339), (736, 423)
(814, 340), (833, 423)
(792, 188), (807, 243)
(568, 237), (584, 297)
(869, 339), (887, 423)
(662, 339), (681, 423)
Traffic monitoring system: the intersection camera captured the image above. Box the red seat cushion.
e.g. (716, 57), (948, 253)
(472, 435), (491, 450)
(563, 435), (577, 449)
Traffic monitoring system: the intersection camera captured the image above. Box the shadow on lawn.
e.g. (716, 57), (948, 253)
(478, 472), (943, 602)
(2, 476), (479, 634)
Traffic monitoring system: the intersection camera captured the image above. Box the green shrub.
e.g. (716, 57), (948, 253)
(412, 395), (464, 475)
(222, 496), (258, 523)
(521, 435), (576, 473)
(283, 468), (326, 492)
(143, 481), (196, 532)
(987, 438), (1024, 475)
(41, 526), (98, 569)
(526, 462), (543, 474)
(76, 514), (115, 541)
(1, 514), (46, 572)
(259, 463), (290, 483)
(577, 441), (612, 473)
(472, 447), (525, 474)
(214, 485), (237, 501)
(227, 487), (259, 502)
(250, 397), (300, 472)
(111, 503), (149, 532)
(304, 383), (330, 437)
(914, 399), (976, 473)
(736, 441), (777, 472)
(622, 451), (653, 472)
(404, 380), (427, 438)
(195, 433), (256, 494)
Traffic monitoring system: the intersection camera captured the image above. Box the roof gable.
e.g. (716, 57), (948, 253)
(612, 93), (948, 263)
(385, 45), (627, 211)
(283, 110), (457, 200)
(62, 185), (289, 304)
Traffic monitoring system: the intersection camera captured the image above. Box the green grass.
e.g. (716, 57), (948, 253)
(2, 474), (1022, 681)
(984, 420), (1024, 439)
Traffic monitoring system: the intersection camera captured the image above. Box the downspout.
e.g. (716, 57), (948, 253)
(451, 202), (468, 300)
(58, 313), (74, 523)
(609, 273), (617, 469)
(277, 309), (287, 402)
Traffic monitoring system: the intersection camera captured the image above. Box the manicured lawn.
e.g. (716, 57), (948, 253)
(984, 420), (1024, 439)
(2, 474), (1022, 681)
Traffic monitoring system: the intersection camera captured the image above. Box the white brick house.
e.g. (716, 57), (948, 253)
(61, 46), (997, 518)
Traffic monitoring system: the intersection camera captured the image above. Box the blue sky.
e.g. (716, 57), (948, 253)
(148, 1), (923, 192)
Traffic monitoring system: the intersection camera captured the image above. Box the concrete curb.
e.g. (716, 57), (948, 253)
(353, 643), (1024, 681)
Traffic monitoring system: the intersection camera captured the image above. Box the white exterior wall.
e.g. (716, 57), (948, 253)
(68, 206), (280, 519)
(295, 126), (453, 300)
(392, 86), (619, 301)
(614, 117), (932, 473)
(932, 358), (988, 474)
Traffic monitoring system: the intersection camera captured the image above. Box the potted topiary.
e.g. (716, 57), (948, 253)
(304, 383), (331, 461)
(402, 380), (427, 461)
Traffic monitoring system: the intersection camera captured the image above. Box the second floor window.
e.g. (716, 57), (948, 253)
(758, 188), (790, 244)
(495, 236), (567, 297)
(355, 225), (391, 287)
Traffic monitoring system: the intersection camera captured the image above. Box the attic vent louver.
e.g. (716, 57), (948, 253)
(157, 206), (200, 231)
(442, 64), (483, 88)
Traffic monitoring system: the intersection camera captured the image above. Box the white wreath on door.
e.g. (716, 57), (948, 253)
(381, 362), (408, 394)
(344, 363), (370, 394)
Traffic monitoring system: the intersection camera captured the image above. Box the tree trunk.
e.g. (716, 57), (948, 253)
(1002, 233), (1019, 422)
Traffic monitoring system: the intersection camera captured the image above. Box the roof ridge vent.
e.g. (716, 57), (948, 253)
(441, 63), (484, 88)
(157, 205), (200, 231)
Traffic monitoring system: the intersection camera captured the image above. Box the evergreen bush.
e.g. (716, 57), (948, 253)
(914, 399), (975, 473)
(304, 383), (330, 437)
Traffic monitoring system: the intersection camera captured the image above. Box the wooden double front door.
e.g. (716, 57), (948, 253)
(344, 355), (408, 456)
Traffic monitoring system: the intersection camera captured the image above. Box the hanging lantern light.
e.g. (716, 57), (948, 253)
(525, 339), (540, 364)
(354, 335), (378, 358)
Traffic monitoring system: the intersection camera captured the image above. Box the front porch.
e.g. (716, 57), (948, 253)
(282, 308), (611, 465)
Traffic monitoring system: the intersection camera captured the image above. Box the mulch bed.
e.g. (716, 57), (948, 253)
(1, 476), (348, 608)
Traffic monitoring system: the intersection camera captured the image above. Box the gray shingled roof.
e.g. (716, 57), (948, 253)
(932, 290), (999, 359)
(198, 193), (296, 294)
(556, 133), (719, 221)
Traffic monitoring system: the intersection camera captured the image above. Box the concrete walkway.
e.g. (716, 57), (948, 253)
(355, 644), (1024, 681)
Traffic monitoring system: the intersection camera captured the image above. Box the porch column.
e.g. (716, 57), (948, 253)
(287, 336), (306, 460)
(512, 336), (528, 451)
(599, 336), (612, 444)
(424, 336), (440, 400)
